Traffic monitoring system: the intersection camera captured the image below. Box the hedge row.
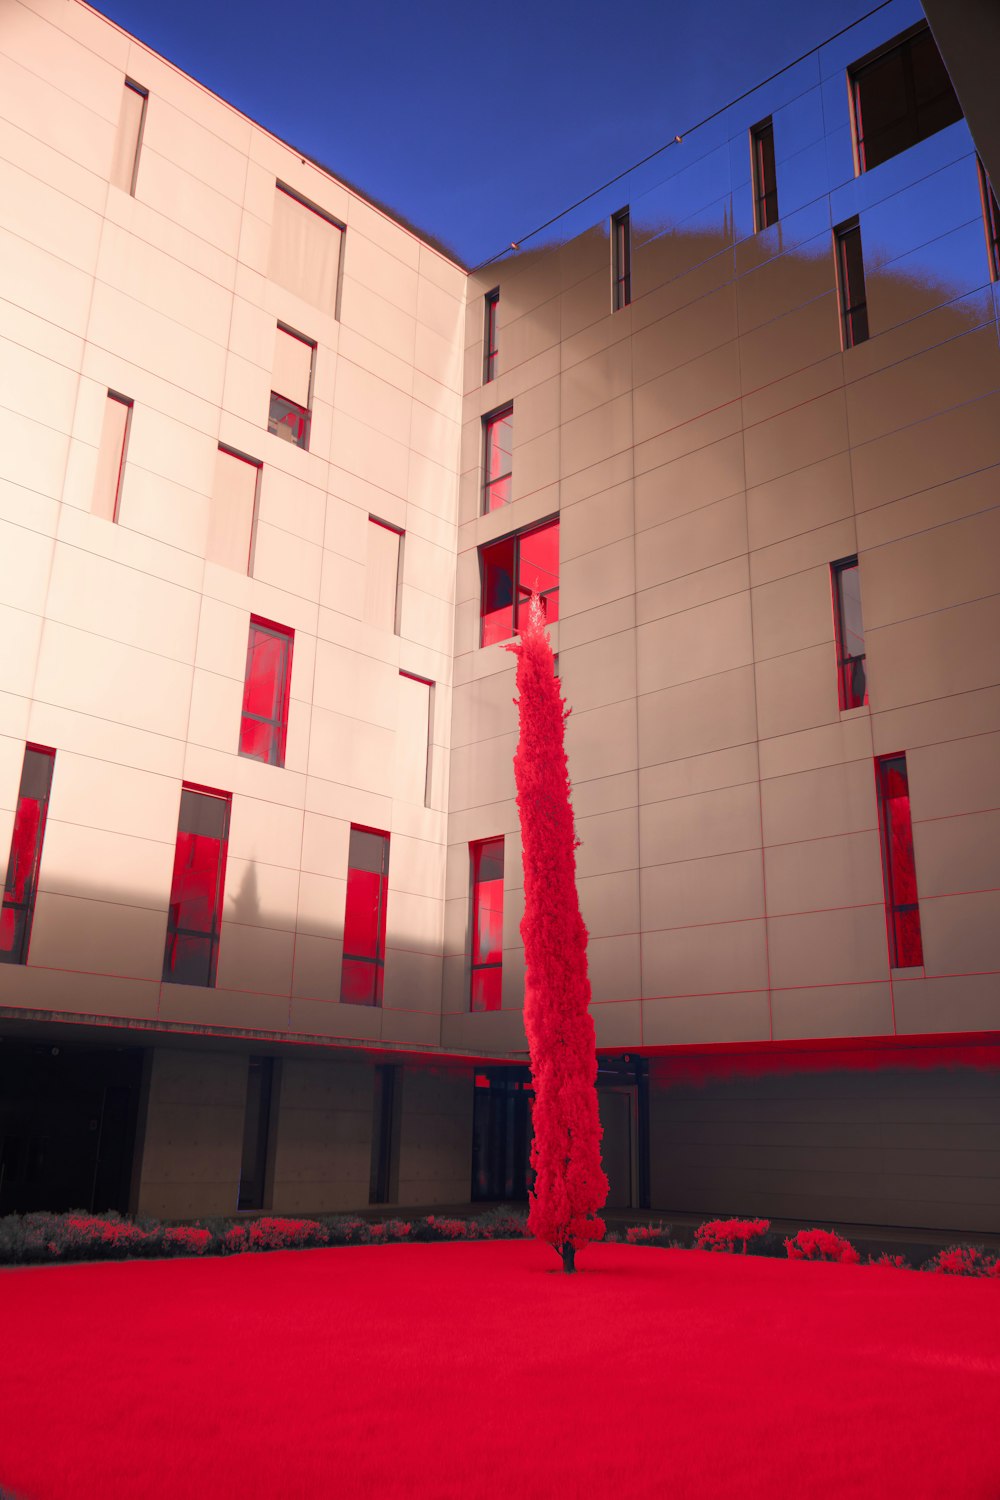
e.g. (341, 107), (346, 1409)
(620, 1217), (1000, 1276)
(0, 1207), (530, 1266)
(1, 1210), (996, 1275)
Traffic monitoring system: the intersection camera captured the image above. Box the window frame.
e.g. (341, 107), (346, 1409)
(483, 288), (500, 383)
(482, 404), (514, 514)
(978, 158), (1000, 283)
(366, 516), (404, 634)
(479, 516), (560, 648)
(831, 556), (868, 711)
(239, 616), (294, 768)
(214, 443), (263, 576)
(848, 22), (962, 176)
(750, 117), (779, 231)
(470, 837), (504, 1013)
(113, 77), (148, 197)
(399, 670), (434, 808)
(268, 323), (316, 451)
(96, 389), (134, 524)
(611, 208), (632, 311)
(875, 754), (924, 969)
(0, 744), (55, 967)
(834, 217), (869, 349)
(272, 180), (346, 318)
(341, 825), (390, 1008)
(162, 784), (231, 989)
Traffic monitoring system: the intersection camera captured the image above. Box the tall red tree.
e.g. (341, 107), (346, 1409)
(508, 596), (608, 1272)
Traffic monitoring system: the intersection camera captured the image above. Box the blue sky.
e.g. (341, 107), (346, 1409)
(92, 0), (894, 265)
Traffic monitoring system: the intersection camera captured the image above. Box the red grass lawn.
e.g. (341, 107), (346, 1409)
(2, 1240), (1000, 1498)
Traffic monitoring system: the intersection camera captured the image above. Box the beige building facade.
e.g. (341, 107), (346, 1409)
(0, 0), (997, 1233)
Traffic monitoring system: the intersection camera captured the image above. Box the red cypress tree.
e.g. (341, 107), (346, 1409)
(508, 596), (608, 1272)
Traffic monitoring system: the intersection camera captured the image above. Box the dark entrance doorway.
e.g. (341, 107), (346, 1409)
(471, 1067), (532, 1201)
(0, 1038), (143, 1214)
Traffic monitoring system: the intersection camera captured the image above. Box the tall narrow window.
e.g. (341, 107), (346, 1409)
(835, 218), (869, 348)
(832, 557), (868, 710)
(239, 618), (293, 767)
(470, 838), (504, 1012)
(238, 1057), (274, 1211)
(208, 446), (261, 574)
(850, 24), (962, 175)
(483, 405), (513, 513)
(163, 786), (231, 988)
(484, 289), (499, 383)
(876, 755), (923, 968)
(269, 182), (344, 314)
(978, 158), (1000, 283)
(268, 324), (314, 450)
(0, 746), (55, 966)
(91, 391), (132, 523)
(750, 118), (779, 230)
(364, 518), (403, 632)
(369, 1063), (400, 1204)
(480, 517), (559, 647)
(341, 826), (389, 1007)
(397, 672), (433, 806)
(611, 208), (631, 311)
(110, 78), (147, 195)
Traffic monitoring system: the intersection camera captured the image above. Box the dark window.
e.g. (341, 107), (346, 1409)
(611, 208), (631, 311)
(341, 826), (389, 1007)
(238, 1056), (274, 1211)
(750, 118), (779, 230)
(876, 755), (923, 968)
(163, 786), (231, 987)
(850, 24), (962, 174)
(470, 837), (504, 1012)
(832, 557), (868, 710)
(483, 405), (513, 513)
(268, 324), (314, 450)
(239, 617), (293, 767)
(835, 218), (869, 348)
(484, 289), (499, 383)
(978, 158), (1000, 282)
(0, 746), (55, 966)
(480, 517), (559, 647)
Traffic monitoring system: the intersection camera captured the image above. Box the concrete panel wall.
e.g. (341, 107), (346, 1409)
(136, 1048), (247, 1219)
(394, 1064), (474, 1206)
(648, 1052), (1000, 1234)
(270, 1057), (373, 1213)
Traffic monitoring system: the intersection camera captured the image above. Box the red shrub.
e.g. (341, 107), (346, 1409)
(384, 1220), (412, 1240)
(247, 1218), (327, 1251)
(926, 1246), (998, 1277)
(626, 1223), (672, 1245)
(868, 1252), (910, 1270)
(785, 1229), (860, 1264)
(425, 1217), (469, 1239)
(162, 1226), (212, 1256)
(694, 1218), (770, 1254)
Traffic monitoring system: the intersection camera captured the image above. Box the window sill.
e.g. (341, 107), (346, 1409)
(838, 703), (870, 721)
(889, 965), (924, 978)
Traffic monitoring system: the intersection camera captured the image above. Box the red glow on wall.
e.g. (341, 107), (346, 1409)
(635, 1032), (1000, 1086)
(239, 617), (293, 767)
(876, 754), (923, 967)
(162, 786), (231, 987)
(341, 826), (389, 1006)
(470, 837), (504, 1011)
(0, 745), (55, 965)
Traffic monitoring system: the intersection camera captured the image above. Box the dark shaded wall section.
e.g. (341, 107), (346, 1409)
(924, 0), (1000, 190)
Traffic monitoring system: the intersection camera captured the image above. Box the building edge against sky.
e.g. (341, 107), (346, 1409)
(0, 0), (998, 1231)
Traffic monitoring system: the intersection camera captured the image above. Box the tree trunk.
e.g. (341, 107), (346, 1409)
(561, 1243), (576, 1274)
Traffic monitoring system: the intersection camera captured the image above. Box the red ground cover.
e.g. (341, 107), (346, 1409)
(2, 1240), (999, 1498)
